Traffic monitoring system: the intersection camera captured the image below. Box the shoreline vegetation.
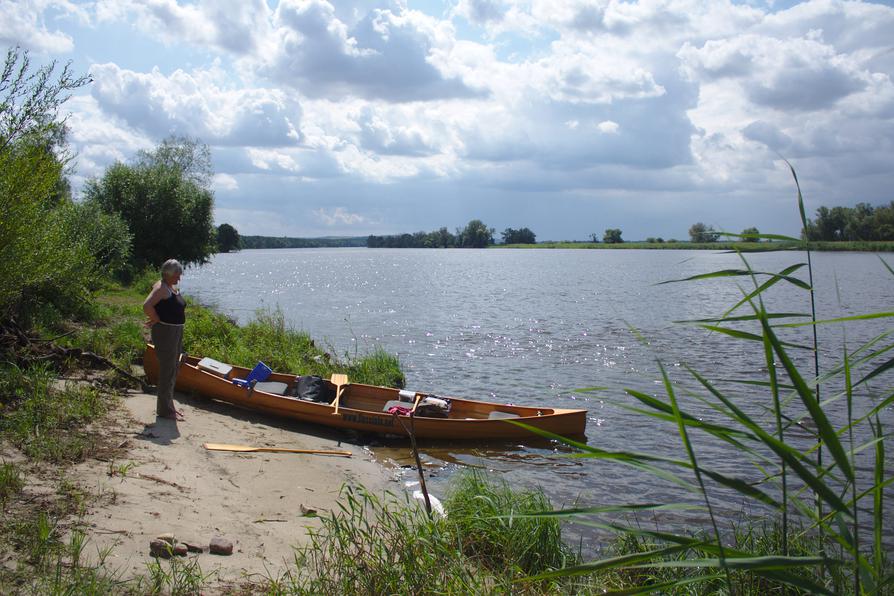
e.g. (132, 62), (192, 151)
(505, 240), (894, 251)
(228, 235), (894, 252)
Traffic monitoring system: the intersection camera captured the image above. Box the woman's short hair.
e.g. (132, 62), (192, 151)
(161, 259), (183, 279)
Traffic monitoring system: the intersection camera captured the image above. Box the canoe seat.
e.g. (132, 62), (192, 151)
(252, 381), (289, 395)
(488, 411), (520, 420)
(233, 362), (272, 388)
(197, 357), (233, 378)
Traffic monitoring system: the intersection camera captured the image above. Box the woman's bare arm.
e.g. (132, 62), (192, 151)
(143, 282), (165, 326)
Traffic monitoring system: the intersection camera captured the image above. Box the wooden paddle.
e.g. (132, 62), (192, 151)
(409, 392), (424, 414)
(203, 443), (352, 457)
(330, 373), (349, 415)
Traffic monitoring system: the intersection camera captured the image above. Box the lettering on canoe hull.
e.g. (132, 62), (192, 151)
(341, 412), (396, 428)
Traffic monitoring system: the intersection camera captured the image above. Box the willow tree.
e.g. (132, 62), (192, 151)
(85, 135), (217, 270)
(0, 47), (126, 323)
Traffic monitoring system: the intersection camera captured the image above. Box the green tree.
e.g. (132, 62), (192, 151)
(805, 203), (894, 241)
(603, 228), (623, 244)
(0, 47), (99, 321)
(689, 222), (719, 243)
(85, 135), (216, 269)
(216, 223), (240, 253)
(136, 135), (212, 188)
(501, 227), (536, 244)
(871, 201), (894, 240)
(435, 227), (456, 247)
(844, 203), (874, 240)
(457, 220), (495, 248)
(811, 206), (847, 240)
(63, 201), (132, 274)
(741, 227), (760, 242)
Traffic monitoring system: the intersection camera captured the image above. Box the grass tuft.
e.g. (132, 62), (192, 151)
(141, 554), (214, 595)
(274, 478), (589, 595)
(444, 469), (576, 577)
(0, 363), (113, 463)
(0, 461), (23, 504)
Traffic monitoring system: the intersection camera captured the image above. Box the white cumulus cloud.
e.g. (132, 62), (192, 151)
(0, 0), (85, 53)
(314, 206), (365, 225)
(213, 172), (239, 191)
(259, 1), (485, 101)
(90, 62), (302, 147)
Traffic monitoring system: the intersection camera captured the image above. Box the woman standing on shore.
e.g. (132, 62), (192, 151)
(143, 259), (186, 421)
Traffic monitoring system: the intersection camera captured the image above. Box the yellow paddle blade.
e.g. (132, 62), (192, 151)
(330, 373), (349, 386)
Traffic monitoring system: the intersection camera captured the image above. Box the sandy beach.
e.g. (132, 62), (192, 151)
(72, 386), (398, 587)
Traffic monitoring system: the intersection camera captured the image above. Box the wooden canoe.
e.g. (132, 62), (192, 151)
(143, 345), (587, 441)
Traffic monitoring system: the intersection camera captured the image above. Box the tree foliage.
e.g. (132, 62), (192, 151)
(367, 221), (496, 248)
(603, 228), (623, 244)
(803, 202), (894, 241)
(500, 227), (536, 245)
(741, 226), (761, 242)
(457, 220), (495, 248)
(368, 228), (457, 248)
(0, 46), (106, 322)
(135, 135), (212, 189)
(85, 135), (216, 269)
(689, 222), (719, 243)
(0, 46), (90, 154)
(243, 236), (366, 248)
(216, 223), (241, 253)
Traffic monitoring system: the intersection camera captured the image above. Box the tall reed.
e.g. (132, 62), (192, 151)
(518, 165), (893, 594)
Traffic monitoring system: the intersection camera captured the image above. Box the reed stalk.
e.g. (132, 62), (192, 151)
(514, 163), (893, 594)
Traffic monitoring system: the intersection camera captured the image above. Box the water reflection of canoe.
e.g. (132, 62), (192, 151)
(143, 344), (587, 441)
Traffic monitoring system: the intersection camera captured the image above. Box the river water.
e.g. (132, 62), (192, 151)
(181, 248), (893, 544)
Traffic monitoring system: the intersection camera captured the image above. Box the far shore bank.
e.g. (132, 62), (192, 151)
(499, 240), (894, 251)
(225, 240), (894, 252)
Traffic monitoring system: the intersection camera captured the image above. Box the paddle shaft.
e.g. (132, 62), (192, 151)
(203, 443), (352, 457)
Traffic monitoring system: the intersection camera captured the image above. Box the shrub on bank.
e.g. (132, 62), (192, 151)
(183, 305), (405, 388)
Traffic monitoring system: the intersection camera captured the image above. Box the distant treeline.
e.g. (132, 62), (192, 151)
(804, 201), (894, 241)
(367, 220), (533, 248)
(367, 229), (459, 248)
(227, 201), (894, 253)
(240, 235), (367, 249)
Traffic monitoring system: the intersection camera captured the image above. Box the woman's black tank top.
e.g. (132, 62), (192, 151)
(154, 286), (186, 325)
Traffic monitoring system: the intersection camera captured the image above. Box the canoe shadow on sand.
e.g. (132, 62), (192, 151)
(168, 389), (358, 446)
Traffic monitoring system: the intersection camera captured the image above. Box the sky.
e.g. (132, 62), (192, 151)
(4, 0), (894, 241)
